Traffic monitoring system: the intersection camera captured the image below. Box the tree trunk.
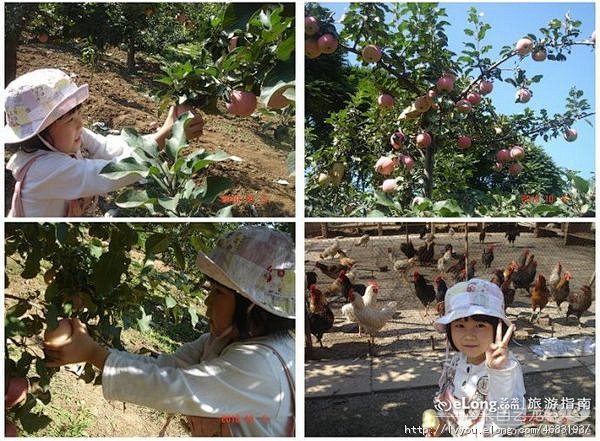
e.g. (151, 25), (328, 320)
(424, 136), (435, 198)
(5, 34), (18, 86)
(126, 35), (135, 73)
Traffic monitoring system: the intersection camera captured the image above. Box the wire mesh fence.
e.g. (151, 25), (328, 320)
(305, 222), (595, 359)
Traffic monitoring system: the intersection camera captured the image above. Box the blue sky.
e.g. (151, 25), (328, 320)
(320, 2), (596, 179)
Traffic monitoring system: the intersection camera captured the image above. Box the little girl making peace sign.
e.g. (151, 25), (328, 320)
(430, 279), (525, 437)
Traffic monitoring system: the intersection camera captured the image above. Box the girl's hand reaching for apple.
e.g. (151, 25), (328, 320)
(44, 318), (109, 371)
(154, 105), (205, 148)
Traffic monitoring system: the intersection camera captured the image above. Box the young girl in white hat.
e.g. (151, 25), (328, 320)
(3, 68), (204, 217)
(429, 279), (525, 437)
(44, 226), (295, 437)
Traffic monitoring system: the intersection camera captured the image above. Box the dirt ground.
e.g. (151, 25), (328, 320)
(305, 228), (595, 359)
(305, 367), (595, 437)
(5, 44), (295, 216)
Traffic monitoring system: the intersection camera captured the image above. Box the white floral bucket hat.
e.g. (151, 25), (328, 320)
(3, 68), (89, 143)
(196, 226), (295, 319)
(434, 279), (511, 333)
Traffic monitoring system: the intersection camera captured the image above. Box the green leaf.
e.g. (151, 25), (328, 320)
(136, 306), (152, 333)
(276, 34), (295, 61)
(216, 205), (234, 217)
(222, 3), (263, 32)
(145, 233), (170, 255)
(93, 252), (128, 294)
(100, 157), (149, 180)
(172, 242), (186, 270)
(188, 307), (199, 328)
(201, 176), (233, 203)
(115, 189), (150, 208)
(165, 113), (192, 161)
(21, 248), (41, 279)
(157, 195), (181, 214)
(165, 295), (177, 309)
(121, 128), (159, 159)
(572, 176), (589, 194)
(374, 189), (401, 210)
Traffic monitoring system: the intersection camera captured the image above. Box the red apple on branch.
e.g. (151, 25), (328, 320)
(436, 76), (454, 93)
(226, 90), (257, 117)
(457, 135), (472, 149)
(318, 34), (338, 54)
(515, 37), (533, 55)
(375, 156), (398, 175)
(416, 132), (432, 148)
(362, 44), (382, 63)
(377, 94), (394, 109)
(305, 16), (319, 36)
(563, 128), (578, 142)
(390, 130), (406, 149)
(5, 377), (28, 408)
(305, 39), (322, 58)
(515, 88), (532, 103)
(381, 178), (398, 193)
(479, 80), (493, 95)
(532, 48), (547, 61)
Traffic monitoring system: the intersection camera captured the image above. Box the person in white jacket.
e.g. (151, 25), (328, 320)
(3, 68), (204, 217)
(429, 279), (526, 437)
(44, 226), (296, 437)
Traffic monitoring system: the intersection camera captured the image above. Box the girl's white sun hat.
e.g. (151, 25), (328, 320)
(3, 68), (89, 143)
(434, 278), (512, 333)
(196, 226), (295, 319)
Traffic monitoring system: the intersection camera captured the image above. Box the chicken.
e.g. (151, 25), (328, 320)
(412, 271), (436, 316)
(324, 269), (345, 296)
(530, 274), (550, 322)
(387, 248), (417, 284)
(342, 281), (378, 336)
(307, 285), (334, 347)
(337, 250), (356, 268)
(499, 266), (516, 311)
(434, 276), (448, 316)
(491, 269), (505, 287)
(505, 225), (520, 247)
(338, 271), (366, 301)
(566, 273), (594, 327)
(479, 229), (486, 244)
(517, 248), (530, 268)
(347, 288), (397, 349)
(552, 272), (572, 311)
(306, 271), (318, 288)
(354, 234), (370, 247)
(418, 225), (428, 239)
(315, 261), (348, 280)
(437, 249), (453, 273)
(481, 245), (494, 269)
(400, 240), (417, 259)
(416, 240), (435, 264)
(319, 239), (342, 260)
(512, 254), (537, 293)
(448, 226), (456, 238)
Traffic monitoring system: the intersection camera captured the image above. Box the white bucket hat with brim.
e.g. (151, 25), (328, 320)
(434, 279), (512, 333)
(3, 68), (89, 143)
(196, 226), (295, 319)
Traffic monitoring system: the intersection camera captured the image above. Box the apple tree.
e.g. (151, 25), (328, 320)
(4, 222), (220, 436)
(305, 3), (595, 217)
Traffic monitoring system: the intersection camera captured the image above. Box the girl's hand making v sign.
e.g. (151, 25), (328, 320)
(485, 322), (515, 370)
